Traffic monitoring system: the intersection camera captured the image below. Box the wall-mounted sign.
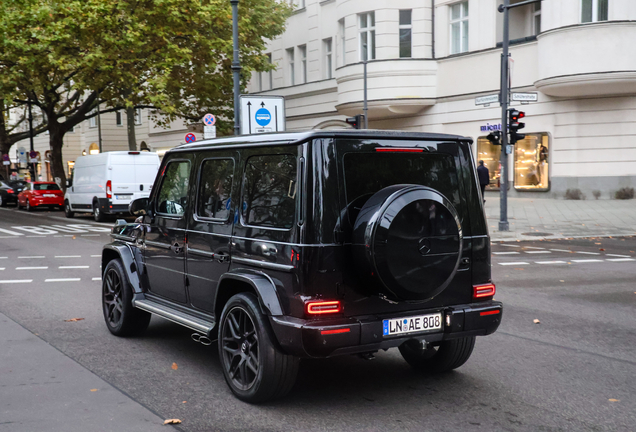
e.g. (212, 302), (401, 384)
(475, 94), (500, 106)
(480, 123), (502, 133)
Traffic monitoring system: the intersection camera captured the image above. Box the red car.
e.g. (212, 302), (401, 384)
(17, 182), (64, 211)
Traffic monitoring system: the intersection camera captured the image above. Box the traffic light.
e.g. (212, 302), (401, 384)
(508, 109), (526, 144)
(486, 130), (501, 146)
(346, 114), (364, 129)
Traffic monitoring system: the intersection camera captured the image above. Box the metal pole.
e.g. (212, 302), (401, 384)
(231, 0), (241, 135)
(363, 46), (368, 129)
(27, 100), (35, 180)
(498, 0), (510, 232)
(97, 93), (103, 153)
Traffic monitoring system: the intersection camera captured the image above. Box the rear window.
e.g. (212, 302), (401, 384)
(33, 183), (60, 191)
(343, 152), (462, 224)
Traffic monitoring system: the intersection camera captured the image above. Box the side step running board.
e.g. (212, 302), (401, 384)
(133, 298), (215, 336)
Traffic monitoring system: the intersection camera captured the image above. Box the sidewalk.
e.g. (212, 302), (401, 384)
(0, 312), (170, 432)
(484, 193), (636, 242)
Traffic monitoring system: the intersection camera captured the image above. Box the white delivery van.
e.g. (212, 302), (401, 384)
(64, 151), (160, 221)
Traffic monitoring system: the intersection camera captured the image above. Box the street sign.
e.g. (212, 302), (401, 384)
(184, 133), (196, 143)
(475, 94), (499, 106)
(17, 147), (27, 164)
(29, 151), (40, 163)
(203, 125), (216, 139)
(2, 154), (9, 166)
(240, 95), (285, 135)
(511, 92), (538, 102)
(203, 113), (216, 126)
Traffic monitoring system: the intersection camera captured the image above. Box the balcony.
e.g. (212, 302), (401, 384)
(334, 59), (437, 119)
(535, 21), (636, 97)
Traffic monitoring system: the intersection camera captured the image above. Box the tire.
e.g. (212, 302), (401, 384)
(26, 199), (32, 212)
(64, 200), (74, 218)
(399, 336), (476, 373)
(0, 194), (5, 207)
(218, 293), (299, 403)
(102, 259), (151, 337)
(93, 200), (106, 222)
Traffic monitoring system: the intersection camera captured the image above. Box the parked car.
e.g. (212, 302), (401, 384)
(0, 181), (18, 207)
(102, 130), (502, 403)
(64, 151), (160, 221)
(17, 181), (64, 211)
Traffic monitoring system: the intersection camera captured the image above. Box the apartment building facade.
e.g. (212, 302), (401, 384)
(247, 0), (636, 199)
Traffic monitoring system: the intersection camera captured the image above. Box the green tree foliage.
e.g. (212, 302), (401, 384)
(0, 0), (290, 187)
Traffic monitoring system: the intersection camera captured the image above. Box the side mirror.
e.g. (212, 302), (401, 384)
(129, 197), (149, 216)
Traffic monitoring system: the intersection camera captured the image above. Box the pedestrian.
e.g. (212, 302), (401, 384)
(477, 160), (490, 203)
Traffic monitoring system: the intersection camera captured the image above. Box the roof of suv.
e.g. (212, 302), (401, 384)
(173, 130), (471, 153)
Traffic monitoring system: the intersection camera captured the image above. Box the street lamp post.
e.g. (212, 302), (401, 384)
(231, 0), (241, 135)
(363, 43), (368, 129)
(27, 98), (35, 180)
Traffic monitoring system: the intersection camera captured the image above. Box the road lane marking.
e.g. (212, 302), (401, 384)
(606, 258), (636, 262)
(535, 261), (567, 264)
(0, 228), (23, 236)
(45, 278), (81, 282)
(492, 252), (520, 255)
(59, 266), (90, 269)
(499, 244), (521, 248)
(91, 255), (101, 257)
(26, 235), (46, 238)
(13, 226), (58, 235)
(16, 266), (49, 270)
(606, 254), (632, 258)
(498, 262), (529, 266)
(0, 257), (7, 259)
(576, 251), (600, 255)
(571, 259), (603, 263)
(18, 256), (45, 259)
(0, 268), (4, 271)
(550, 249), (572, 252)
(525, 251), (552, 254)
(81, 234), (100, 237)
(523, 246), (545, 250)
(55, 255), (82, 258)
(0, 279), (32, 284)
(92, 277), (102, 281)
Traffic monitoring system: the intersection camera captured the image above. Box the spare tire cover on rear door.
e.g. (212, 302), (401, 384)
(352, 185), (463, 302)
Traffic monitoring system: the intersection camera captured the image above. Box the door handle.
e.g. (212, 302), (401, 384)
(215, 252), (230, 263)
(171, 242), (183, 254)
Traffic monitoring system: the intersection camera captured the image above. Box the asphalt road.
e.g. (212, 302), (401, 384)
(0, 205), (634, 431)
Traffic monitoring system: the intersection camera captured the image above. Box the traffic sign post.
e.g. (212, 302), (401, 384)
(184, 133), (197, 143)
(239, 95), (285, 135)
(203, 113), (216, 126)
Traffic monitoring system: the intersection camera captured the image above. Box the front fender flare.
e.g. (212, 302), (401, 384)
(102, 242), (144, 294)
(217, 270), (284, 316)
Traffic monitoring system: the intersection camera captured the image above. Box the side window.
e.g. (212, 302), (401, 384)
(156, 160), (191, 216)
(242, 154), (297, 229)
(197, 158), (234, 220)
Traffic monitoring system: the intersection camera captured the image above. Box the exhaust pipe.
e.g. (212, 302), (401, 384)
(191, 333), (212, 346)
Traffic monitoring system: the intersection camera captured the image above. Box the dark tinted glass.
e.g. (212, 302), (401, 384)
(399, 28), (412, 58)
(197, 159), (234, 220)
(157, 161), (191, 216)
(343, 152), (461, 224)
(242, 154), (297, 229)
(33, 183), (60, 191)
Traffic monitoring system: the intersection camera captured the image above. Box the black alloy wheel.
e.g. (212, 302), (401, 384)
(101, 259), (150, 336)
(64, 200), (74, 218)
(93, 201), (105, 222)
(221, 306), (260, 392)
(219, 293), (299, 403)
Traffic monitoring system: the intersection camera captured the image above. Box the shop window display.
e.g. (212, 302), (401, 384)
(477, 137), (502, 190)
(514, 133), (549, 191)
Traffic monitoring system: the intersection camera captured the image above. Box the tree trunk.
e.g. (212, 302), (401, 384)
(126, 107), (137, 151)
(48, 125), (67, 192)
(0, 99), (12, 156)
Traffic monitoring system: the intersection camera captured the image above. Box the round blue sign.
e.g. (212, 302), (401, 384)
(255, 108), (271, 127)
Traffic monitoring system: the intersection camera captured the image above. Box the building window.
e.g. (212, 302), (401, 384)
(267, 53), (273, 89)
(533, 2), (542, 35)
(116, 111), (123, 126)
(260, 53), (273, 91)
(298, 45), (307, 84)
(514, 133), (550, 191)
(89, 111), (97, 128)
(582, 0), (608, 23)
(134, 108), (142, 125)
(287, 48), (295, 86)
(359, 11), (375, 61)
(450, 1), (469, 55)
(476, 137), (503, 191)
(323, 38), (333, 79)
(399, 10), (412, 58)
(338, 19), (346, 66)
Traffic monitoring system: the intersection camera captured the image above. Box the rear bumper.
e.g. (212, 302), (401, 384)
(30, 197), (63, 207)
(97, 198), (130, 214)
(269, 300), (503, 358)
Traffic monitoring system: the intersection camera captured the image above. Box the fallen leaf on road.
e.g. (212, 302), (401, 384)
(64, 318), (84, 322)
(533, 319), (540, 324)
(182, 401), (187, 403)
(72, 236), (76, 240)
(171, 362), (178, 370)
(560, 280), (565, 282)
(599, 248), (605, 251)
(608, 399), (620, 402)
(164, 419), (182, 425)
(90, 389), (98, 392)
(595, 242), (601, 245)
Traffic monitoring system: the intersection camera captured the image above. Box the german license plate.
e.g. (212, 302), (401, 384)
(383, 313), (443, 336)
(43, 194), (56, 197)
(116, 195), (131, 200)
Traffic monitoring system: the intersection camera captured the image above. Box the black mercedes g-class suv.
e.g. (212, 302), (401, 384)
(102, 130), (501, 403)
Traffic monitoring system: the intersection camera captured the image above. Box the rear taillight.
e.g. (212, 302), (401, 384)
(473, 283), (496, 299)
(106, 180), (112, 199)
(7, 189), (13, 194)
(305, 300), (342, 315)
